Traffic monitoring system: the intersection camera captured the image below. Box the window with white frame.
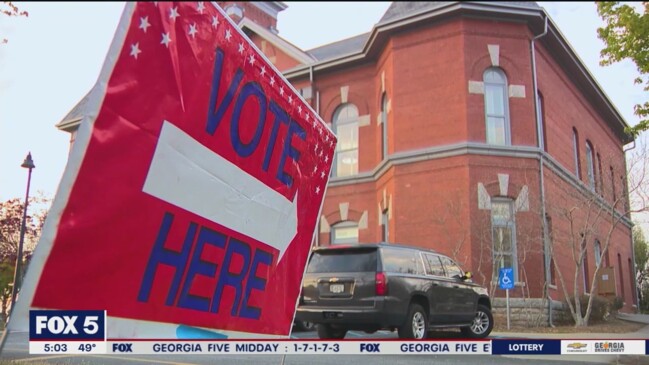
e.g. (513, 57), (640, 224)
(483, 68), (510, 145)
(330, 221), (359, 245)
(491, 199), (517, 282)
(381, 93), (388, 160)
(332, 103), (359, 177)
(586, 141), (595, 191)
(594, 239), (602, 267)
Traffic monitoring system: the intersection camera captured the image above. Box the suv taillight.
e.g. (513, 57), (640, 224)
(375, 272), (387, 295)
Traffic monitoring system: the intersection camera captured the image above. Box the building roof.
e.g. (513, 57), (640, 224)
(56, 88), (93, 132)
(304, 1), (541, 63)
(379, 1), (540, 24)
(307, 32), (371, 62)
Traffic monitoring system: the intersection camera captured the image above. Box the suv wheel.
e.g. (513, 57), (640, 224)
(398, 304), (428, 339)
(461, 304), (493, 338)
(316, 324), (347, 339)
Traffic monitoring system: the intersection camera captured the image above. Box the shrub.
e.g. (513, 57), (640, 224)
(564, 295), (610, 323)
(608, 296), (624, 314)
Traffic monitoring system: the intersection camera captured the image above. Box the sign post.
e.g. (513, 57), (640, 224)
(498, 267), (514, 330)
(7, 1), (336, 340)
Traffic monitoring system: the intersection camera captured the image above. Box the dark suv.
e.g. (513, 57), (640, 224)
(296, 243), (493, 339)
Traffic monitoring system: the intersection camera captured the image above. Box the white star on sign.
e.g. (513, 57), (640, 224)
(305, 114), (310, 121)
(189, 23), (198, 38)
(139, 17), (150, 33)
(197, 2), (205, 13)
(288, 95), (293, 104)
(270, 77), (276, 86)
(315, 186), (321, 194)
(248, 54), (255, 65)
(130, 43), (141, 59)
(324, 155), (329, 163)
(225, 29), (232, 41)
(169, 7), (179, 21)
(212, 16), (219, 28)
(260, 65), (266, 76)
(161, 32), (172, 47)
(298, 105), (302, 114)
(312, 165), (318, 174)
(321, 171), (326, 178)
(238, 42), (245, 54)
(279, 86), (284, 96)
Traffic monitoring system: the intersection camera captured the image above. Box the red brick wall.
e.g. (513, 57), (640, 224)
(283, 14), (634, 310)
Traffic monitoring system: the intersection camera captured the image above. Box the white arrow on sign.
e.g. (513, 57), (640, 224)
(142, 121), (298, 262)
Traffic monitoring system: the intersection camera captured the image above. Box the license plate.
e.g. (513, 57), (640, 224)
(329, 284), (344, 293)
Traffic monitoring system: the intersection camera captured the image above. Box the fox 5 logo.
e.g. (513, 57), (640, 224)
(30, 310), (105, 340)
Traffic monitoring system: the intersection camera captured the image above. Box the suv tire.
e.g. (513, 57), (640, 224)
(316, 324), (347, 339)
(461, 304), (493, 338)
(398, 303), (428, 339)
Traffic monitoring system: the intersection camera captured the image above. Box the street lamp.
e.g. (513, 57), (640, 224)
(9, 152), (35, 317)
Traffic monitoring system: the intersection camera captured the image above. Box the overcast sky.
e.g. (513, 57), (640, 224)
(0, 2), (647, 230)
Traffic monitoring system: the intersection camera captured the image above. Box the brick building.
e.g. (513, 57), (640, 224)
(57, 2), (637, 318)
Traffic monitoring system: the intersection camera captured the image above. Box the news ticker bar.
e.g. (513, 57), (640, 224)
(28, 339), (649, 355)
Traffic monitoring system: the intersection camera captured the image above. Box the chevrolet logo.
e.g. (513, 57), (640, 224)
(329, 278), (339, 282)
(567, 343), (587, 349)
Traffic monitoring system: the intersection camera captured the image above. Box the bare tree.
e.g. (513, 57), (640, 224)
(546, 143), (649, 327)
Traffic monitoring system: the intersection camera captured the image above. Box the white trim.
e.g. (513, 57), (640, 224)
(237, 18), (315, 65)
(488, 44), (500, 66)
(251, 1), (287, 19)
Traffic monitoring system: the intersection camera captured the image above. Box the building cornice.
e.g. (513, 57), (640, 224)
(328, 142), (633, 228)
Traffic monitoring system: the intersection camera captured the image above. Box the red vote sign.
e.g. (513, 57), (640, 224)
(16, 2), (336, 338)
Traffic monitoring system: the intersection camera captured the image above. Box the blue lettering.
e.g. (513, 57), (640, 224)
(138, 213), (196, 305)
(211, 238), (251, 315)
(230, 82), (267, 157)
(205, 47), (305, 190)
(206, 48), (244, 135)
(262, 101), (289, 172)
(239, 249), (272, 319)
(277, 120), (306, 187)
(177, 227), (227, 311)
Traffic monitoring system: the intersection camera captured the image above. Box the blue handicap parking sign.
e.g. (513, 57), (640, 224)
(498, 268), (514, 290)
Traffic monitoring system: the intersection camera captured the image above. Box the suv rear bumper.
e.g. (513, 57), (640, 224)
(296, 298), (406, 328)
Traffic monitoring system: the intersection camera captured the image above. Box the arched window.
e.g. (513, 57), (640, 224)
(330, 221), (359, 245)
(381, 93), (388, 160)
(573, 128), (581, 179)
(594, 239), (602, 267)
(483, 68), (510, 145)
(585, 140), (595, 191)
(491, 199), (517, 281)
(332, 103), (359, 177)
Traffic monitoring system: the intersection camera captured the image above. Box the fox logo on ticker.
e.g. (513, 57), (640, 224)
(29, 310), (106, 340)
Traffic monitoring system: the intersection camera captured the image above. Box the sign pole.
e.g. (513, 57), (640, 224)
(506, 288), (510, 330)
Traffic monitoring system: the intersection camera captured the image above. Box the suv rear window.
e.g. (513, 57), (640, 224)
(381, 247), (425, 275)
(306, 249), (377, 273)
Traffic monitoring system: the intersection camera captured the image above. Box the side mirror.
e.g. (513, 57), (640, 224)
(461, 272), (472, 281)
